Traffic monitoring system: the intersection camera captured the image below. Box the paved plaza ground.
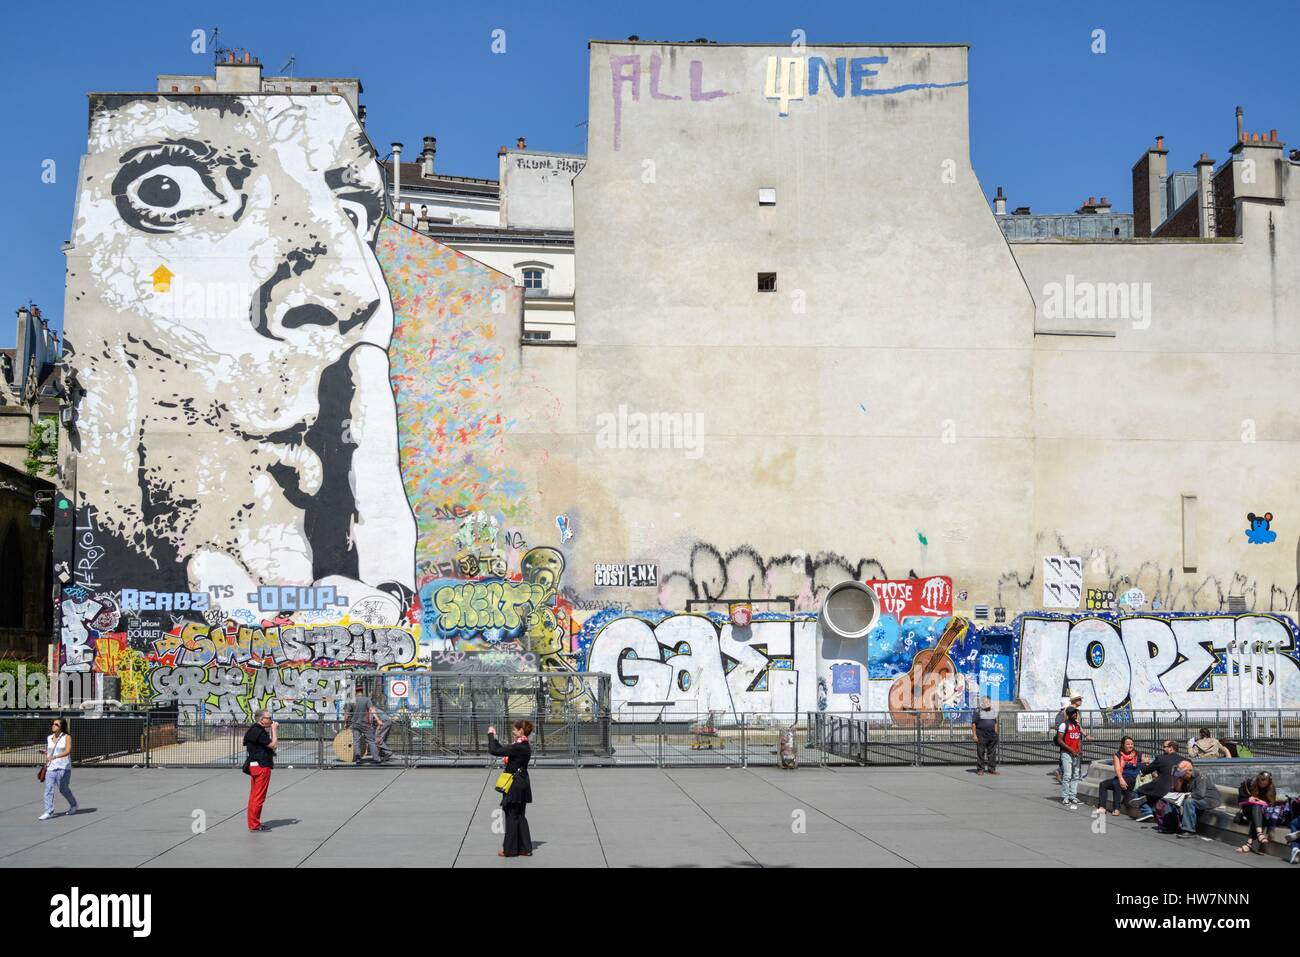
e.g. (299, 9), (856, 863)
(0, 764), (1293, 868)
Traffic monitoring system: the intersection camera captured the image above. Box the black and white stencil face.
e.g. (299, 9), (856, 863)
(68, 94), (414, 598)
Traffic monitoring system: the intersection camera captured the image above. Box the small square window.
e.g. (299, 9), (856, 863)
(758, 188), (777, 206)
(757, 272), (777, 292)
(522, 268), (545, 289)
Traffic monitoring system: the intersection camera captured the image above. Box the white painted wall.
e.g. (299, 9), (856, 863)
(499, 149), (586, 229)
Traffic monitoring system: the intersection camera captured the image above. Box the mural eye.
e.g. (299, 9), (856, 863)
(127, 164), (217, 212)
(116, 159), (224, 232)
(339, 199), (367, 233)
(137, 173), (181, 207)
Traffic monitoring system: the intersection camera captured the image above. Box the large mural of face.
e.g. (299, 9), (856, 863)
(66, 94), (415, 600)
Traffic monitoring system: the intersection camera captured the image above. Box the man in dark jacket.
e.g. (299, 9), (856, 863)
(1133, 740), (1181, 821)
(1171, 760), (1222, 837)
(971, 696), (1000, 775)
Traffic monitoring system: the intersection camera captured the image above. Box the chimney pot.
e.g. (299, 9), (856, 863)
(517, 137), (526, 150)
(1156, 136), (1164, 149)
(1270, 129), (1277, 142)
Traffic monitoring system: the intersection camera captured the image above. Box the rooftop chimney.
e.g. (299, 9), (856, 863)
(1132, 135), (1169, 237)
(994, 186), (1006, 215)
(1236, 106), (1244, 142)
(391, 142), (403, 218)
(516, 137), (526, 150)
(420, 136), (437, 176)
(1195, 151), (1216, 238)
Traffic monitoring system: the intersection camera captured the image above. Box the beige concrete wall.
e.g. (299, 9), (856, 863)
(1013, 172), (1300, 612)
(554, 42), (1038, 610)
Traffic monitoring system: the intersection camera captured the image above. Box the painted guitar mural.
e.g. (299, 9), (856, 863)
(886, 617), (970, 729)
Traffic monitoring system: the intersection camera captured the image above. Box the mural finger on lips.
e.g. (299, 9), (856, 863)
(63, 93), (421, 715)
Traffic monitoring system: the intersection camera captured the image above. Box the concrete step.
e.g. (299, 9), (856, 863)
(1078, 767), (1298, 862)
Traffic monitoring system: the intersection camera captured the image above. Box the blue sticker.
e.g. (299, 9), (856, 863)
(830, 662), (861, 694)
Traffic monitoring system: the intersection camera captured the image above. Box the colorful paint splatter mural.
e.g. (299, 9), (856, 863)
(380, 225), (528, 586)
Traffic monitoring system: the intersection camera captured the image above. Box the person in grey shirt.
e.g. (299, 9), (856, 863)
(1171, 760), (1223, 837)
(345, 686), (388, 765)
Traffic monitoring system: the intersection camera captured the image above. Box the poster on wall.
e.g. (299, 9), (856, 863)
(1042, 556), (1082, 609)
(864, 576), (953, 618)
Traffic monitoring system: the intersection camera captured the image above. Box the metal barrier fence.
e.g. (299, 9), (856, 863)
(816, 709), (1300, 766)
(3, 707), (1298, 769)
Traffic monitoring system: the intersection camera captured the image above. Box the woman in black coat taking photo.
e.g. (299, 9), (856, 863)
(488, 720), (533, 857)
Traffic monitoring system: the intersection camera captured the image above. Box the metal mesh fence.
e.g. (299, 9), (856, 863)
(814, 709), (1300, 766)
(4, 706), (1298, 769)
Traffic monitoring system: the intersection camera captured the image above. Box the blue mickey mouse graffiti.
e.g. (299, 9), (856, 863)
(1245, 512), (1277, 544)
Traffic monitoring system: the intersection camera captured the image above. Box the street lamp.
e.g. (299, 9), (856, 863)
(29, 490), (67, 530)
(29, 490), (56, 529)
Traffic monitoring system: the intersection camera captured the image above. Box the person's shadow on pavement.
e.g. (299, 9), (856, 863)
(257, 819), (301, 830)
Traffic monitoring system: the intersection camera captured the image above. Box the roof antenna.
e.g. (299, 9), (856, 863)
(279, 55), (296, 76)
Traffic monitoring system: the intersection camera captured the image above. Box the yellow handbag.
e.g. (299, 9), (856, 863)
(494, 771), (515, 794)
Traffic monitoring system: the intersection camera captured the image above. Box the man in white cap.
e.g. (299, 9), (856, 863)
(1049, 692), (1087, 781)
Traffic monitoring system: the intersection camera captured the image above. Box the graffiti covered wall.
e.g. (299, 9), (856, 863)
(57, 79), (1300, 725)
(60, 91), (527, 717)
(1017, 612), (1300, 715)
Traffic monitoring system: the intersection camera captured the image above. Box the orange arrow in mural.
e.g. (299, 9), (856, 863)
(151, 265), (173, 292)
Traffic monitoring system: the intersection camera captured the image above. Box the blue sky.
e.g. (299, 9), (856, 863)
(1, 0), (1296, 346)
